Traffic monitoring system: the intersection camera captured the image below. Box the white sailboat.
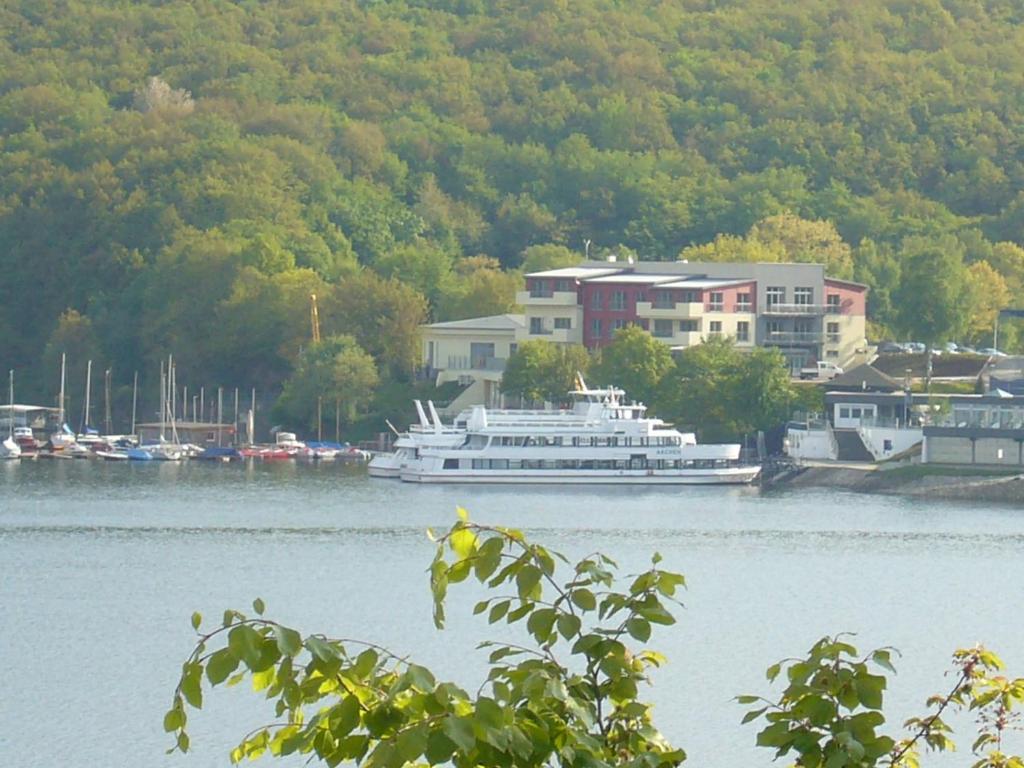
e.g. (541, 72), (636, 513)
(50, 353), (77, 452)
(1, 370), (22, 459)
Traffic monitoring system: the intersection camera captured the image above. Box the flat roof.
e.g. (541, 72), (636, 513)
(657, 278), (752, 289)
(582, 274), (681, 284)
(525, 267), (621, 279)
(422, 313), (525, 331)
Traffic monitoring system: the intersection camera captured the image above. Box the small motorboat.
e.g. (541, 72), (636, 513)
(0, 436), (22, 459)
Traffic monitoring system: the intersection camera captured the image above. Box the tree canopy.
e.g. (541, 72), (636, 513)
(5, 0), (1024, 420)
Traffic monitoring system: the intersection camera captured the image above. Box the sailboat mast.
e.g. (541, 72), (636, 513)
(58, 353), (66, 430)
(159, 361), (166, 442)
(82, 359), (92, 434)
(131, 371), (138, 436)
(104, 369), (112, 436)
(8, 369), (13, 439)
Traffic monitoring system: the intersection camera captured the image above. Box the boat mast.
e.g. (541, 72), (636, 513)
(131, 371), (138, 436)
(8, 369), (13, 439)
(104, 368), (112, 436)
(58, 353), (66, 431)
(159, 360), (166, 442)
(82, 359), (92, 435)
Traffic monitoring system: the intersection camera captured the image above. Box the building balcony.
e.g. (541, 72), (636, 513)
(445, 355), (507, 372)
(762, 303), (827, 316)
(525, 326), (578, 343)
(516, 290), (579, 307)
(763, 331), (825, 345)
(635, 301), (704, 319)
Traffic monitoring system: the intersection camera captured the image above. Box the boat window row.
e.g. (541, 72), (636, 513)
(488, 435), (683, 448)
(454, 458), (734, 470)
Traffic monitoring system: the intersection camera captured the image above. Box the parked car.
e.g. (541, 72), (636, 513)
(904, 342), (926, 354)
(977, 348), (1008, 357)
(876, 341), (905, 354)
(799, 361), (844, 380)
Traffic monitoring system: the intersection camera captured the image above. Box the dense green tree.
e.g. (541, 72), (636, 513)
(657, 338), (796, 441)
(519, 244), (583, 274)
(501, 340), (590, 405)
(894, 237), (970, 347)
(274, 335), (378, 432)
(590, 325), (673, 407)
(437, 256), (521, 321)
(6, 0), (1024, 394)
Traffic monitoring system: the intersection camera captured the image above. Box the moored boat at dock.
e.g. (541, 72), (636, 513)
(374, 382), (760, 485)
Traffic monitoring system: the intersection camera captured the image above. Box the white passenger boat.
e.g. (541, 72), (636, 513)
(367, 401), (466, 478)
(374, 383), (760, 485)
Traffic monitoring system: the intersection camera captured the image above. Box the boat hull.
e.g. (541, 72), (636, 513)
(398, 466), (760, 485)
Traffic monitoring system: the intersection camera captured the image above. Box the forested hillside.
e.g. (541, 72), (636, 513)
(3, 0), (1024, 418)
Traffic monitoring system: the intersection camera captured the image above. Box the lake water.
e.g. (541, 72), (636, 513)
(2, 460), (1023, 767)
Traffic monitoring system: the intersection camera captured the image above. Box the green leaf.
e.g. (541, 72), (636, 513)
(516, 564), (543, 599)
(252, 598), (265, 616)
(456, 507), (468, 522)
(442, 716), (476, 752)
(273, 625), (302, 657)
(425, 731), (456, 764)
(353, 648), (378, 678)
(163, 706), (184, 732)
(395, 725), (428, 763)
(190, 612), (202, 631)
(450, 528), (477, 558)
(206, 648), (240, 685)
(181, 663), (203, 708)
(741, 707), (767, 724)
(557, 613), (581, 639)
(626, 617), (652, 642)
(488, 600), (510, 624)
(306, 636), (340, 663)
(526, 607), (556, 642)
(766, 662), (782, 682)
(570, 588), (596, 610)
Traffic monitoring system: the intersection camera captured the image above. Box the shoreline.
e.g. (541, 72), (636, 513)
(779, 463), (1024, 503)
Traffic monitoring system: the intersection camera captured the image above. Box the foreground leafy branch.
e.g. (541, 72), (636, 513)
(166, 509), (688, 768)
(741, 637), (1024, 768)
(167, 510), (1021, 768)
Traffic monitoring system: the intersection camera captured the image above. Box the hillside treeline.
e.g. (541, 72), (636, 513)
(3, 0), (1024, 419)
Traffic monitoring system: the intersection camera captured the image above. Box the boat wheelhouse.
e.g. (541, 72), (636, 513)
(374, 383), (759, 485)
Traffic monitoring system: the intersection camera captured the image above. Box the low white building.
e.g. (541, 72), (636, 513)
(420, 314), (524, 414)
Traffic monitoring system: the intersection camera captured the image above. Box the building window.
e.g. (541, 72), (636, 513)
(840, 407), (850, 419)
(736, 292), (751, 312)
(529, 280), (552, 298)
(827, 294), (841, 314)
(794, 319), (813, 339)
(529, 317), (544, 335)
(767, 320), (782, 336)
(555, 279), (571, 292)
(708, 292), (724, 311)
(794, 287), (813, 306)
(679, 320), (698, 333)
(826, 349), (839, 358)
(709, 320), (722, 337)
(736, 321), (749, 342)
(681, 290), (698, 304)
(591, 318), (602, 338)
(554, 317), (571, 330)
(653, 319), (674, 338)
(827, 322), (840, 343)
(766, 286), (786, 308)
(654, 290), (674, 309)
(610, 290), (627, 311)
(611, 318), (626, 335)
(591, 290), (603, 310)
(509, 343), (517, 355)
